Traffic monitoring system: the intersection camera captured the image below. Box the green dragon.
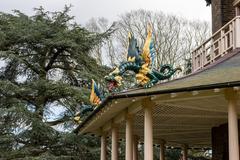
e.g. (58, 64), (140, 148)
(74, 26), (182, 123)
(105, 26), (181, 91)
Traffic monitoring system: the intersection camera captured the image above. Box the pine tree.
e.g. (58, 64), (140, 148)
(0, 6), (112, 159)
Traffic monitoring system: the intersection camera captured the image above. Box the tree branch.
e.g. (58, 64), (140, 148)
(45, 48), (64, 71)
(46, 115), (70, 126)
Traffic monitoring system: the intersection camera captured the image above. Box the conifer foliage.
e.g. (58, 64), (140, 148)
(0, 6), (112, 159)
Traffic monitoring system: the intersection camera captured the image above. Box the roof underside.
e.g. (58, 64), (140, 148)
(120, 93), (237, 147)
(77, 50), (240, 147)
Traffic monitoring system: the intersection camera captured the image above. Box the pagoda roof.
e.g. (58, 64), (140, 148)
(115, 49), (240, 98)
(75, 49), (240, 147)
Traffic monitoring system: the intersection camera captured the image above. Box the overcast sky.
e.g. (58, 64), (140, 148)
(0, 0), (211, 24)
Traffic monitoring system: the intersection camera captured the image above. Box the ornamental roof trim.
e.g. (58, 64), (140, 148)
(75, 49), (240, 134)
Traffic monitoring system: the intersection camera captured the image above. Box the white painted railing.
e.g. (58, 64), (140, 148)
(192, 16), (240, 72)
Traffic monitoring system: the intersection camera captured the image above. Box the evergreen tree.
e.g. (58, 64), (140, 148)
(0, 6), (112, 159)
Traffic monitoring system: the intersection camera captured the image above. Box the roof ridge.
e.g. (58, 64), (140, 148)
(117, 48), (240, 95)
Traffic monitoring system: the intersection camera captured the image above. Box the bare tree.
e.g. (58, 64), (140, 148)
(116, 10), (211, 75)
(85, 9), (211, 76)
(179, 20), (211, 74)
(85, 17), (118, 67)
(85, 18), (104, 65)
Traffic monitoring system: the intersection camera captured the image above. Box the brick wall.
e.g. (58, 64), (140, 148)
(211, 0), (235, 33)
(211, 0), (223, 33)
(222, 0), (235, 26)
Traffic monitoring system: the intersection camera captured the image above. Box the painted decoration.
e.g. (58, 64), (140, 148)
(74, 25), (182, 124)
(105, 25), (181, 91)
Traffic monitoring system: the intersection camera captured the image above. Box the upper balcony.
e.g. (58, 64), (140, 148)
(192, 16), (240, 72)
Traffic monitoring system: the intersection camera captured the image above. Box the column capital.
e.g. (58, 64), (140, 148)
(181, 144), (188, 148)
(111, 122), (119, 129)
(125, 107), (135, 119)
(125, 113), (134, 120)
(224, 88), (238, 101)
(142, 97), (155, 108)
(100, 127), (107, 136)
(159, 139), (166, 145)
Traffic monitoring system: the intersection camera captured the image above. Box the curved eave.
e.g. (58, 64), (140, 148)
(75, 49), (240, 134)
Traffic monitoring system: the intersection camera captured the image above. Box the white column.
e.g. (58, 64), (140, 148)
(126, 115), (133, 160)
(235, 17), (240, 48)
(133, 135), (139, 160)
(112, 126), (118, 160)
(226, 89), (240, 160)
(182, 144), (188, 160)
(101, 134), (107, 160)
(236, 6), (240, 16)
(144, 101), (153, 160)
(159, 140), (166, 160)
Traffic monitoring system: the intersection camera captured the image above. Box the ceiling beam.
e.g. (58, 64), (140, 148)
(155, 131), (210, 136)
(153, 113), (227, 119)
(167, 137), (210, 141)
(134, 128), (210, 131)
(134, 123), (217, 128)
(153, 90), (223, 103)
(156, 102), (227, 113)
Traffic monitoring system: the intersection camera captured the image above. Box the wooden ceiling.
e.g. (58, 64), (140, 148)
(79, 88), (240, 147)
(77, 52), (240, 147)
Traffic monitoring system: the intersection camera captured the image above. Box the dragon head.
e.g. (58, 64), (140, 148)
(105, 68), (123, 92)
(127, 32), (140, 63)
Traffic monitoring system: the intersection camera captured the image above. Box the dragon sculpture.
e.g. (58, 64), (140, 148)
(74, 26), (182, 124)
(105, 26), (181, 90)
(74, 103), (94, 124)
(73, 80), (102, 124)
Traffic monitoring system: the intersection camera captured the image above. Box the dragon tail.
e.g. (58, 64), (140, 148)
(153, 64), (182, 80)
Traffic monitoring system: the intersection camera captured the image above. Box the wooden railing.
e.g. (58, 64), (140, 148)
(192, 16), (240, 72)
